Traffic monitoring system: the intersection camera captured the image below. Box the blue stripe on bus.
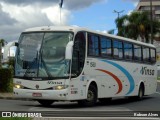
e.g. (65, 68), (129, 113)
(101, 60), (135, 95)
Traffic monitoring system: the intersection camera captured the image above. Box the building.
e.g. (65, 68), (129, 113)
(136, 0), (160, 66)
(136, 0), (160, 42)
(136, 0), (160, 21)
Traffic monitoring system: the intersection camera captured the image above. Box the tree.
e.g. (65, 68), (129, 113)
(0, 39), (6, 68)
(115, 11), (160, 43)
(115, 15), (128, 37)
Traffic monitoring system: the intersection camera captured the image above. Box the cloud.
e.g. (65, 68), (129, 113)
(133, 2), (138, 7)
(0, 0), (105, 10)
(0, 2), (71, 41)
(0, 0), (56, 6)
(42, 6), (71, 25)
(0, 4), (17, 25)
(127, 10), (133, 15)
(64, 0), (105, 10)
(1, 3), (62, 26)
(0, 0), (105, 42)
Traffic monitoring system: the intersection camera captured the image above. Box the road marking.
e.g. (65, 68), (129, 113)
(33, 117), (160, 120)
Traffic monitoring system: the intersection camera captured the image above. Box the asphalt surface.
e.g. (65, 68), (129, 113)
(0, 92), (159, 111)
(0, 82), (159, 119)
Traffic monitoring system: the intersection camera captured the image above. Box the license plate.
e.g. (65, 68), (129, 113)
(32, 93), (42, 97)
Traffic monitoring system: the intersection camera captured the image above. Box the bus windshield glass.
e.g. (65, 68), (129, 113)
(15, 32), (73, 80)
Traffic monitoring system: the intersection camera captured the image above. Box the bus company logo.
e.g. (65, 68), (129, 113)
(47, 81), (62, 85)
(35, 85), (39, 89)
(140, 66), (154, 76)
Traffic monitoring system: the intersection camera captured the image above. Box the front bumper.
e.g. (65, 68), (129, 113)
(14, 88), (69, 100)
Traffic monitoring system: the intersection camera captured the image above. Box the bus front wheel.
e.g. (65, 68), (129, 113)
(78, 85), (97, 106)
(38, 100), (54, 106)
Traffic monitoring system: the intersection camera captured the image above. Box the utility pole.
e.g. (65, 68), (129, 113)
(150, 0), (153, 44)
(59, 0), (63, 25)
(114, 10), (124, 34)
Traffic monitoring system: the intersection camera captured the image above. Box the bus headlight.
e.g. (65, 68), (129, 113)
(14, 84), (24, 89)
(53, 85), (69, 90)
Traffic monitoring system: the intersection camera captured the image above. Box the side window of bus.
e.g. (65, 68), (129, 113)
(88, 34), (99, 56)
(134, 45), (142, 61)
(124, 42), (133, 60)
(113, 40), (123, 59)
(150, 48), (156, 63)
(143, 47), (150, 62)
(100, 37), (112, 57)
(71, 32), (86, 77)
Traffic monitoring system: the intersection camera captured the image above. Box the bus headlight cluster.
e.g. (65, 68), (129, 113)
(14, 84), (24, 89)
(53, 85), (69, 90)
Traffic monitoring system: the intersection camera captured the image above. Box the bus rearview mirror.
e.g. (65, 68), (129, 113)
(15, 42), (19, 47)
(65, 41), (73, 60)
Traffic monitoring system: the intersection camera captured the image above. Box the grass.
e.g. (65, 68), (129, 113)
(0, 118), (32, 120)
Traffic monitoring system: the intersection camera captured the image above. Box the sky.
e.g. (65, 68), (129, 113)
(0, 0), (139, 42)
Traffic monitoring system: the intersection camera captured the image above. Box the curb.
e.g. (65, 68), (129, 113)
(0, 96), (32, 101)
(0, 96), (14, 100)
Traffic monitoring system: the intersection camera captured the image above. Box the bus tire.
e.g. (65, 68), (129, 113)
(99, 98), (112, 104)
(78, 85), (97, 106)
(38, 100), (54, 106)
(137, 84), (144, 100)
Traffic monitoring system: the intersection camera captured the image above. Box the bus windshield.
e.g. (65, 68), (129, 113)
(15, 32), (73, 80)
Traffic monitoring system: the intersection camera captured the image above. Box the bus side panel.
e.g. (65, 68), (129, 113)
(143, 69), (157, 95)
(84, 58), (156, 99)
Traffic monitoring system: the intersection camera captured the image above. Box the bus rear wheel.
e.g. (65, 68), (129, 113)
(38, 100), (54, 106)
(78, 85), (97, 106)
(137, 85), (144, 100)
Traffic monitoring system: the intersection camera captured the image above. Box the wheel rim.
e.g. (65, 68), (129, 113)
(87, 90), (94, 101)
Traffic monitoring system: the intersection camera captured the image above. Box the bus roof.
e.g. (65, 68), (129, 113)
(24, 25), (155, 48)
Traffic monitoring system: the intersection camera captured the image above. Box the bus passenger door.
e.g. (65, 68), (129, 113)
(70, 32), (86, 99)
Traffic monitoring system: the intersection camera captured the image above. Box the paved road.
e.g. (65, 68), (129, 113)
(0, 82), (159, 118)
(0, 93), (160, 111)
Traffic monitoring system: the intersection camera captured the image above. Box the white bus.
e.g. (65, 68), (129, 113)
(13, 26), (157, 106)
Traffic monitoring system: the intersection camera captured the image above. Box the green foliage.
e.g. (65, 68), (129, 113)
(0, 39), (5, 46)
(108, 29), (115, 34)
(115, 11), (160, 43)
(0, 68), (13, 92)
(157, 77), (160, 80)
(8, 57), (15, 68)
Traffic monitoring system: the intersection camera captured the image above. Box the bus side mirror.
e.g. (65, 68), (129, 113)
(15, 42), (19, 47)
(65, 41), (73, 60)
